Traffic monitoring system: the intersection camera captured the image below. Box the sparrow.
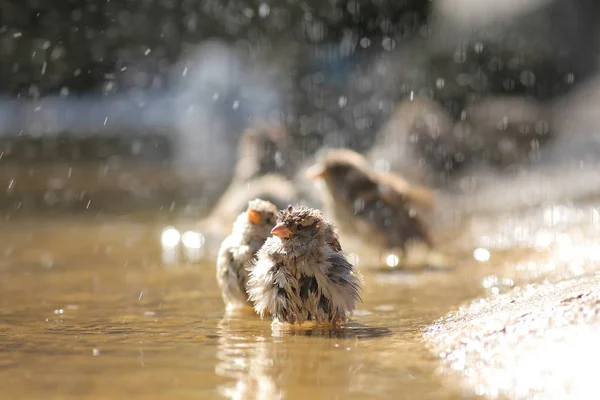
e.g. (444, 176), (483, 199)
(368, 96), (553, 189)
(306, 148), (435, 267)
(216, 199), (280, 310)
(233, 122), (297, 183)
(368, 97), (457, 186)
(246, 205), (361, 326)
(198, 123), (299, 249)
(453, 96), (553, 169)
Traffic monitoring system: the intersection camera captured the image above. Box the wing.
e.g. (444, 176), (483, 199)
(325, 252), (362, 312)
(216, 238), (252, 306)
(323, 224), (343, 252)
(376, 172), (435, 209)
(247, 258), (302, 323)
(348, 180), (433, 249)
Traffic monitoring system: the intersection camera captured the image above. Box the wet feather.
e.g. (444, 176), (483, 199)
(246, 205), (361, 326)
(216, 199), (279, 310)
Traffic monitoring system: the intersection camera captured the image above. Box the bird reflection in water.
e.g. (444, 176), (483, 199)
(215, 317), (281, 400)
(215, 315), (391, 399)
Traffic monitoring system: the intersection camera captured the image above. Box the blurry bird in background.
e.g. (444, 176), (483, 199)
(198, 123), (301, 249)
(362, 94), (564, 253)
(367, 97), (457, 187)
(368, 95), (553, 192)
(233, 123), (297, 183)
(216, 199), (279, 311)
(199, 94), (551, 268)
(451, 96), (552, 170)
(306, 148), (442, 269)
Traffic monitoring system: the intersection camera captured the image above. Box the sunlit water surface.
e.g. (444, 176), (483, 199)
(1, 197), (599, 399)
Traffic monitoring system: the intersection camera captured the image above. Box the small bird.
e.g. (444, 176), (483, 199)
(368, 97), (457, 186)
(216, 199), (280, 310)
(246, 205), (361, 326)
(198, 123), (299, 250)
(211, 122), (298, 216)
(306, 148), (435, 267)
(368, 96), (553, 189)
(233, 122), (297, 183)
(453, 96), (553, 169)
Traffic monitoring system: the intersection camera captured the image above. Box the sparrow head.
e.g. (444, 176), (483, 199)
(237, 199), (279, 240)
(246, 198), (279, 225)
(270, 205), (330, 247)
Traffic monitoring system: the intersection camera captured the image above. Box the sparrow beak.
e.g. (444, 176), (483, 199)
(271, 223), (293, 239)
(305, 164), (327, 180)
(247, 209), (262, 224)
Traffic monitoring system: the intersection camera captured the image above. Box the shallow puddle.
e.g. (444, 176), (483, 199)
(0, 214), (484, 400)
(1, 198), (598, 399)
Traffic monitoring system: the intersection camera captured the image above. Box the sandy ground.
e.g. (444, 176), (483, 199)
(425, 274), (600, 399)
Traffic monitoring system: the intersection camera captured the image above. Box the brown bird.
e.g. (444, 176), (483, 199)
(198, 123), (299, 249)
(306, 148), (435, 267)
(216, 199), (280, 310)
(368, 96), (553, 189)
(368, 97), (456, 186)
(246, 205), (361, 327)
(233, 122), (297, 183)
(453, 96), (552, 168)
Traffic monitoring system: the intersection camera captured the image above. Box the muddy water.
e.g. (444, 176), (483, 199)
(1, 197), (598, 400)
(0, 212), (484, 400)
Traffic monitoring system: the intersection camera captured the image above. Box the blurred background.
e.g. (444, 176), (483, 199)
(1, 0), (599, 215)
(2, 1), (600, 399)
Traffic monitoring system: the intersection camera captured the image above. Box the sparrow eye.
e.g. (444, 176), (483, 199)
(297, 224), (303, 231)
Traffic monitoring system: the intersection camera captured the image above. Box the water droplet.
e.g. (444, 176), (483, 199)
(520, 70), (536, 87)
(565, 73), (575, 84)
(382, 37), (396, 51)
(181, 231), (204, 249)
(258, 3), (270, 18)
(161, 227), (181, 247)
(473, 248), (490, 262)
(453, 51), (467, 64)
(386, 254), (400, 268)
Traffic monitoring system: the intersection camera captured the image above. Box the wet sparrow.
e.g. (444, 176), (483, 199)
(246, 205), (361, 326)
(216, 199), (279, 310)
